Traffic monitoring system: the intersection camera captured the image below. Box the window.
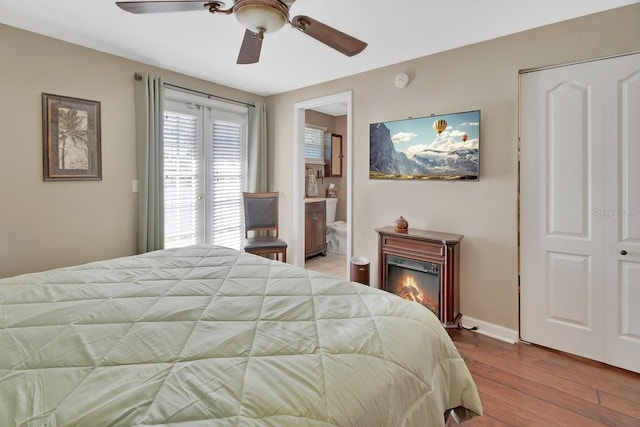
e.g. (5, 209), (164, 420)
(163, 108), (200, 248)
(208, 119), (244, 249)
(163, 91), (247, 250)
(304, 124), (327, 164)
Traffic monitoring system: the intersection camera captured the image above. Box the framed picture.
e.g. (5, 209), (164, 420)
(42, 93), (102, 181)
(370, 110), (480, 181)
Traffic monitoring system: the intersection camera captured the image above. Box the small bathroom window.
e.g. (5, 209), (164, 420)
(304, 124), (326, 165)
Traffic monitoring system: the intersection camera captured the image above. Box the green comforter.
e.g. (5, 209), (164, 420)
(0, 245), (481, 426)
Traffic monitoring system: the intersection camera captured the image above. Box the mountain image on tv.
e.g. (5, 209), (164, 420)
(369, 110), (480, 181)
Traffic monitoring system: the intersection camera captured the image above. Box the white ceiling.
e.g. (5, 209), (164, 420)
(1, 1), (637, 97)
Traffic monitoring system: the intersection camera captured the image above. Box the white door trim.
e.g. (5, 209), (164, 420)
(519, 50), (640, 75)
(292, 91), (353, 274)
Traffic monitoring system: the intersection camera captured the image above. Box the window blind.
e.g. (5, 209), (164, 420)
(209, 121), (244, 250)
(305, 125), (326, 164)
(163, 111), (200, 249)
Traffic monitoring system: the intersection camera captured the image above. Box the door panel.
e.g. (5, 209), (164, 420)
(603, 56), (640, 373)
(546, 252), (592, 328)
(520, 60), (608, 361)
(547, 81), (590, 237)
(521, 60), (605, 361)
(619, 70), (640, 241)
(620, 262), (640, 337)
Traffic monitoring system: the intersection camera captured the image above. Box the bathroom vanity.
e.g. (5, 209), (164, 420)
(305, 199), (327, 259)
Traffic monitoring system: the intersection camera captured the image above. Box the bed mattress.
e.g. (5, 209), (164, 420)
(0, 245), (481, 426)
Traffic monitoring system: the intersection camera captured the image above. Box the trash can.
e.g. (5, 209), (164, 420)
(350, 257), (370, 286)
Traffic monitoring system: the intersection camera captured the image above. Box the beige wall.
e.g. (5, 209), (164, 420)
(0, 24), (264, 278)
(266, 5), (640, 330)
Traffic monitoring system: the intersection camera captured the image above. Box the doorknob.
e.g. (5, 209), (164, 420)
(620, 250), (628, 255)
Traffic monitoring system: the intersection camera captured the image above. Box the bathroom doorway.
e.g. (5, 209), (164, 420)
(292, 92), (353, 279)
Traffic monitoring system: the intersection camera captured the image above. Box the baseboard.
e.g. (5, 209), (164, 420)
(460, 315), (519, 344)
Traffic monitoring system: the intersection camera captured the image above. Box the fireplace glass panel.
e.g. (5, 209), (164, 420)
(386, 256), (441, 317)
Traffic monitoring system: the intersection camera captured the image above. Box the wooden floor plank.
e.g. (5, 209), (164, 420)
(598, 390), (640, 420)
(528, 355), (640, 402)
(464, 384), (533, 426)
(450, 330), (640, 427)
(464, 415), (512, 427)
(461, 413), (511, 427)
(465, 358), (638, 427)
(459, 338), (598, 403)
(472, 336), (640, 403)
(472, 375), (606, 427)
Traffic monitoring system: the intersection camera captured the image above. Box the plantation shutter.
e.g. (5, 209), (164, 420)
(304, 125), (326, 164)
(208, 120), (244, 250)
(163, 110), (201, 249)
(163, 91), (247, 252)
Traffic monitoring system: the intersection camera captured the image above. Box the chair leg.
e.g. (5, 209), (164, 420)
(245, 249), (286, 263)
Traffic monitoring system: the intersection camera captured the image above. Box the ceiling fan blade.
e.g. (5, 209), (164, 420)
(116, 1), (210, 14)
(291, 15), (367, 57)
(237, 29), (263, 64)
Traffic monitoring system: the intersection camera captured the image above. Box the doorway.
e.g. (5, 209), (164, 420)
(292, 91), (353, 278)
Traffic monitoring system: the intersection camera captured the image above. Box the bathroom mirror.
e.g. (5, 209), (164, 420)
(325, 134), (343, 177)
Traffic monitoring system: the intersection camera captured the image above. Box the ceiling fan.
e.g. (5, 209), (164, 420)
(116, 0), (368, 64)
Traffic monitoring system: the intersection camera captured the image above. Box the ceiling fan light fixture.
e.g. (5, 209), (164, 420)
(234, 1), (288, 33)
(117, 0), (368, 63)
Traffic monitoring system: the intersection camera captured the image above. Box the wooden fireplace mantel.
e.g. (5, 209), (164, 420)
(376, 226), (463, 328)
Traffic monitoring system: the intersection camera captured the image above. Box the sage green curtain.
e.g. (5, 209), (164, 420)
(246, 102), (268, 192)
(134, 73), (164, 253)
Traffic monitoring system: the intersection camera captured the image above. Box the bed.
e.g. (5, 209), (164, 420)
(0, 245), (482, 426)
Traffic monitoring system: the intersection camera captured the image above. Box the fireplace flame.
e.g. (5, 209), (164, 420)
(398, 274), (438, 315)
(399, 275), (423, 304)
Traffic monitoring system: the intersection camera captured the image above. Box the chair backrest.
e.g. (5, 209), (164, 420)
(243, 192), (280, 237)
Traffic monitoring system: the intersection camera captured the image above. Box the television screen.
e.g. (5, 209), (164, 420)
(369, 110), (480, 181)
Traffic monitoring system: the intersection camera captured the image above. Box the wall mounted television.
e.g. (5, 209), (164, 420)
(369, 110), (480, 181)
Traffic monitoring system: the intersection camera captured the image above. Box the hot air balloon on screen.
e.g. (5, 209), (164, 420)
(433, 119), (447, 135)
(462, 134), (468, 142)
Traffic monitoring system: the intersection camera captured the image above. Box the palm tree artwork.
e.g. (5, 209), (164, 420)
(57, 107), (89, 170)
(42, 93), (101, 181)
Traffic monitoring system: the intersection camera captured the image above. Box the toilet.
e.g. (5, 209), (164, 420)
(325, 198), (347, 254)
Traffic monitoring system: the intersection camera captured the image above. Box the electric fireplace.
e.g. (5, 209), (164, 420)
(377, 226), (463, 328)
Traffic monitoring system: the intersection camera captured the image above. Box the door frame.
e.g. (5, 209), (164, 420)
(292, 91), (353, 273)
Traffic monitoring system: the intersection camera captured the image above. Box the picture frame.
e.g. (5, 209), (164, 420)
(370, 110), (480, 181)
(42, 93), (102, 181)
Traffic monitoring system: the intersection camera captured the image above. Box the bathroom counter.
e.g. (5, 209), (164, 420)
(305, 197), (329, 203)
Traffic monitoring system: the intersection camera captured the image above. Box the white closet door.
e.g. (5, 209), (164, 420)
(520, 53), (640, 373)
(603, 55), (640, 373)
(520, 60), (607, 362)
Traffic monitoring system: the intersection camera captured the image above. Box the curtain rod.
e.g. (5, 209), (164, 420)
(134, 72), (255, 108)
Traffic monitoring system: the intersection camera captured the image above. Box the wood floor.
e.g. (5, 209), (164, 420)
(449, 330), (640, 427)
